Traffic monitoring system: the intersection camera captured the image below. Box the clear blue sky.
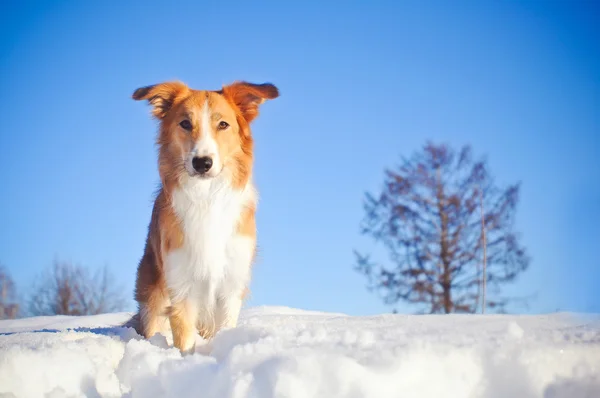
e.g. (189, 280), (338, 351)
(1, 0), (598, 316)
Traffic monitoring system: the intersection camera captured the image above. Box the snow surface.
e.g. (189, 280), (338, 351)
(1, 306), (599, 398)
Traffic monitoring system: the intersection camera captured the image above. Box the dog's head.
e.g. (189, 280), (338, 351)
(132, 80), (278, 186)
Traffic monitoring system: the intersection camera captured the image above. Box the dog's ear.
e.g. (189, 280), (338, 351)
(132, 81), (189, 119)
(222, 81), (279, 123)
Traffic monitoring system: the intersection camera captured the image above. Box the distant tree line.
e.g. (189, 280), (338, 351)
(0, 259), (127, 320)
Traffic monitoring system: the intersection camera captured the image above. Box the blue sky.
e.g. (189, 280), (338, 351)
(0, 0), (598, 316)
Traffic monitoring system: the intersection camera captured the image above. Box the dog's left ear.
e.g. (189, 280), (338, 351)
(222, 81), (279, 123)
(132, 81), (189, 119)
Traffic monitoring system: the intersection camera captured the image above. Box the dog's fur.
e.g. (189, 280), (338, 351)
(128, 80), (278, 353)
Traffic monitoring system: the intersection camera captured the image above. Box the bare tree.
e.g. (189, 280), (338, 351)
(354, 142), (530, 314)
(0, 265), (20, 319)
(28, 259), (127, 316)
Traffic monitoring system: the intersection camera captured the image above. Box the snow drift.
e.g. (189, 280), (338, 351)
(1, 306), (599, 398)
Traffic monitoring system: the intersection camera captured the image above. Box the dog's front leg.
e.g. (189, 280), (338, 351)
(215, 233), (255, 331)
(215, 291), (244, 330)
(168, 299), (197, 354)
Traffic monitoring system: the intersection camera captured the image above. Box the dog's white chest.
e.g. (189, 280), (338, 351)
(164, 177), (255, 304)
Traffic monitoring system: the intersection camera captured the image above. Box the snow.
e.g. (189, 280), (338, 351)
(1, 307), (599, 398)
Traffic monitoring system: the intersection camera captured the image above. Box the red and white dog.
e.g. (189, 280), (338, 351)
(130, 80), (278, 353)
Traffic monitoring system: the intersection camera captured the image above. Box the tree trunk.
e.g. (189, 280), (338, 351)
(442, 280), (452, 313)
(480, 188), (487, 314)
(436, 167), (452, 313)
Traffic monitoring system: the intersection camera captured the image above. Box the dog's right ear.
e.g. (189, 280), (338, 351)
(132, 81), (189, 119)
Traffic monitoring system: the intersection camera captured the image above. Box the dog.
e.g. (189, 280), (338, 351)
(128, 80), (278, 353)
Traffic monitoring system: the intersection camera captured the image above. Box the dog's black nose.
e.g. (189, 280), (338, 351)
(192, 156), (213, 173)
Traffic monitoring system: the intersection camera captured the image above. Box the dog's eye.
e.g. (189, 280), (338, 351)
(179, 120), (192, 131)
(218, 121), (229, 130)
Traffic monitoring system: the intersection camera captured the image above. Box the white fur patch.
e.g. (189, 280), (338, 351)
(164, 173), (256, 330)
